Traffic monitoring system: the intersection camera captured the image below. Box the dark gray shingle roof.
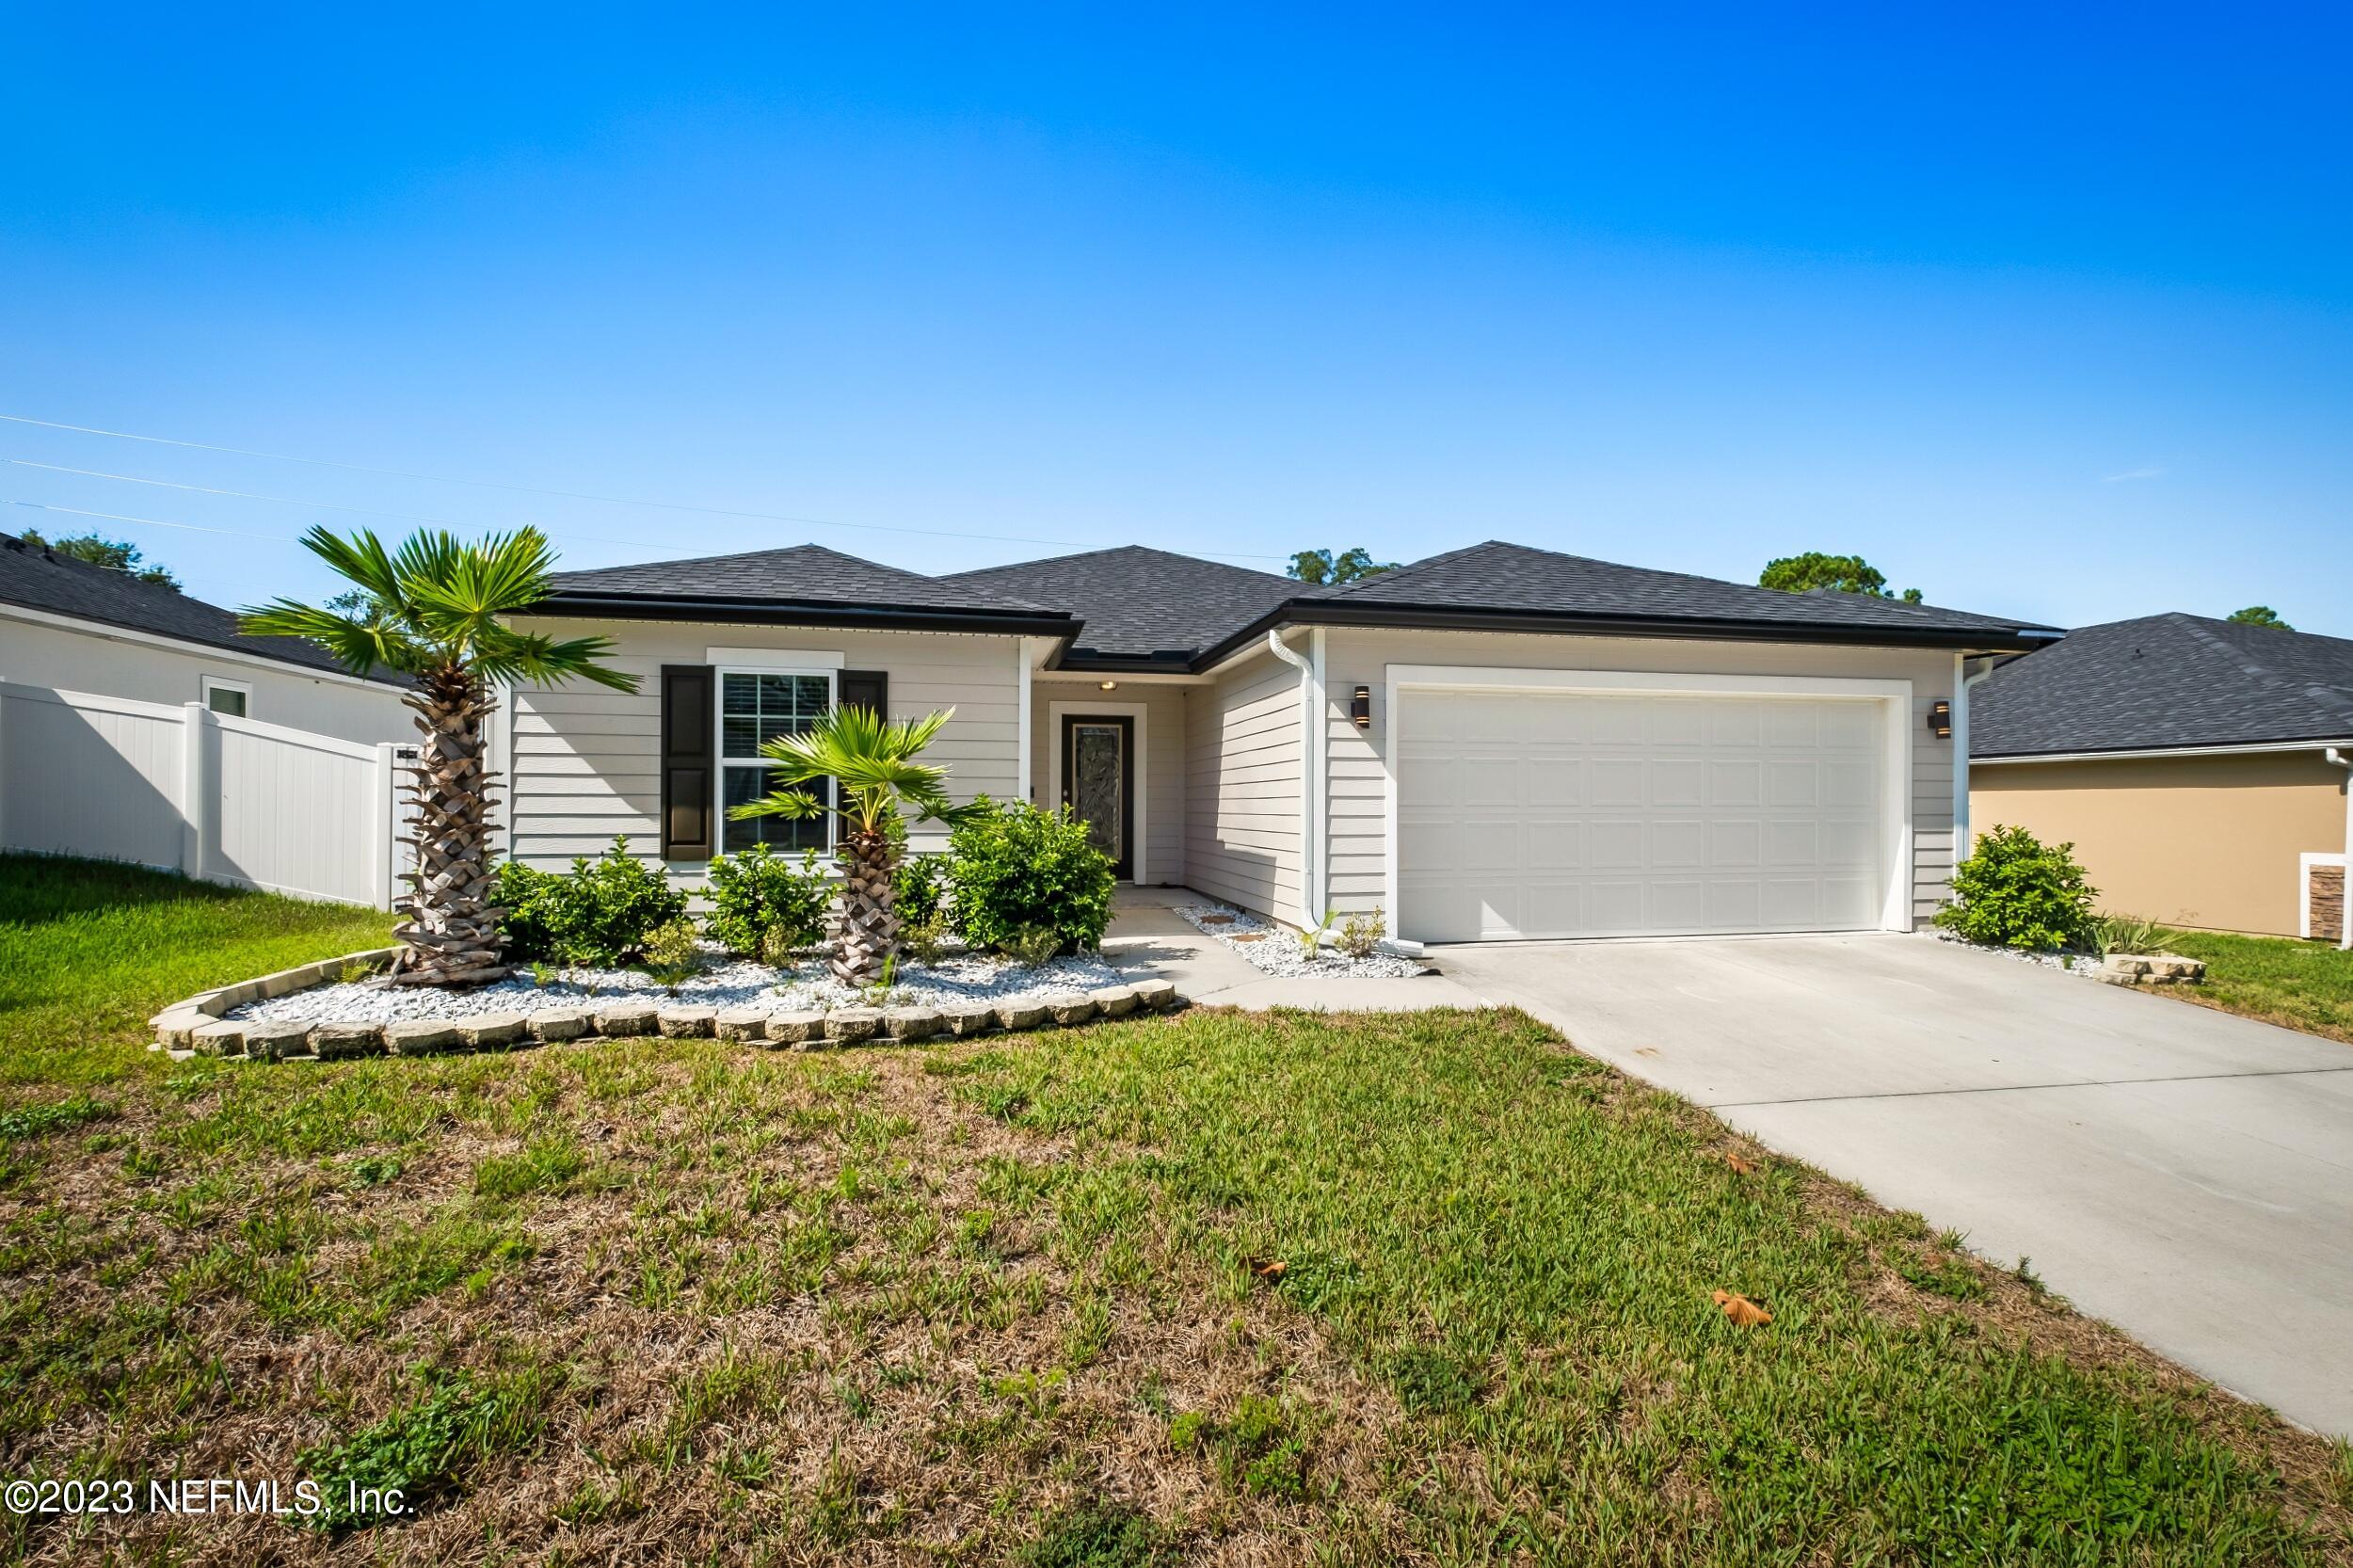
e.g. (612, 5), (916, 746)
(0, 531), (399, 683)
(938, 546), (1296, 660)
(1973, 613), (2353, 758)
(547, 543), (1059, 616)
(1304, 540), (2060, 641)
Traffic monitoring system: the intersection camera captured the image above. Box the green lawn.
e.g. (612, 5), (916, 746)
(2161, 930), (2353, 1046)
(1, 855), (2347, 1564)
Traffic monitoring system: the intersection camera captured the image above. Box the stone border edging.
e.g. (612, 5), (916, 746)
(150, 965), (1184, 1064)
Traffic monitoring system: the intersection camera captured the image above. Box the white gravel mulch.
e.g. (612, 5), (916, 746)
(229, 944), (1128, 1025)
(1929, 930), (2103, 977)
(1174, 902), (1427, 980)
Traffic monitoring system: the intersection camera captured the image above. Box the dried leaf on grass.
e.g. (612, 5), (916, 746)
(1722, 1152), (1759, 1176)
(1247, 1256), (1287, 1281)
(1712, 1288), (1772, 1328)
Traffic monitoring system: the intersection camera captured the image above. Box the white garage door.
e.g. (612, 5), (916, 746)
(1396, 687), (1887, 942)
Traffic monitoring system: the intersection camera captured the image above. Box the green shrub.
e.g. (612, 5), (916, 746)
(895, 846), (952, 928)
(641, 918), (703, 985)
(947, 798), (1116, 956)
(703, 842), (830, 957)
(492, 837), (688, 967)
(1935, 824), (2097, 952)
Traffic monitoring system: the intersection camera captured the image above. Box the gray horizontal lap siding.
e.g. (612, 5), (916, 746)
(1184, 649), (1303, 921)
(504, 619), (1022, 886)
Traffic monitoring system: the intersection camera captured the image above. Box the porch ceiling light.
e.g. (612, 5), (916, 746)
(1098, 680), (1118, 691)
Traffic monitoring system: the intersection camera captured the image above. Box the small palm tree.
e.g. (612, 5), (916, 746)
(243, 526), (638, 985)
(728, 704), (973, 985)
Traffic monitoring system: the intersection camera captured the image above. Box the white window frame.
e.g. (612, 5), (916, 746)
(200, 675), (253, 718)
(715, 665), (839, 857)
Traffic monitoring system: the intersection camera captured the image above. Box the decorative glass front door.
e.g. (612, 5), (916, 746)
(1061, 715), (1133, 880)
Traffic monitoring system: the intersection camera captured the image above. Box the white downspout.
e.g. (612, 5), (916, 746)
(1265, 629), (1321, 928)
(1953, 654), (1996, 864)
(2327, 747), (2353, 950)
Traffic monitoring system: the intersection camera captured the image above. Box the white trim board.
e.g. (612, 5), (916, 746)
(1380, 664), (1916, 940)
(704, 647), (847, 670)
(1046, 699), (1149, 886)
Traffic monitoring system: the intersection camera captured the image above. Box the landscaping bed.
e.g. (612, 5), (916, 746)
(155, 945), (1180, 1062)
(1175, 901), (1426, 979)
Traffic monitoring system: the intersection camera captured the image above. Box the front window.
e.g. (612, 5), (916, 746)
(719, 671), (834, 854)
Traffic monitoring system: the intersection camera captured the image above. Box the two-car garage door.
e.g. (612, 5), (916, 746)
(1396, 686), (1889, 943)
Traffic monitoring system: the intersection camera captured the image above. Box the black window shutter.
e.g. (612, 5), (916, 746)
(660, 664), (716, 860)
(839, 668), (887, 718)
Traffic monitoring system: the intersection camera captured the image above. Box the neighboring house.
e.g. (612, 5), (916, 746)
(504, 538), (2055, 945)
(1970, 613), (2353, 943)
(0, 530), (408, 744)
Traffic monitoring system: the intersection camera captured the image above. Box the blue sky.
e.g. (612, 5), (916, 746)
(3, 4), (2347, 632)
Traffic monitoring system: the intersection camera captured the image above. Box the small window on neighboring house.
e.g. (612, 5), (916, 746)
(718, 670), (834, 853)
(202, 678), (250, 718)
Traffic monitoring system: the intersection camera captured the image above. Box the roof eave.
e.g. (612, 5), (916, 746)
(515, 591), (1079, 640)
(1183, 600), (2063, 673)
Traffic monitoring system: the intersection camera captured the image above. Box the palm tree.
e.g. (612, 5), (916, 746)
(243, 527), (638, 985)
(728, 703), (973, 985)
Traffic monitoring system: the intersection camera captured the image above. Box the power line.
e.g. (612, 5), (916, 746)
(0, 412), (1292, 562)
(8, 499), (298, 543)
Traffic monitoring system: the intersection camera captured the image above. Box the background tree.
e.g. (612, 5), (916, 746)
(1289, 546), (1398, 585)
(1759, 552), (1923, 603)
(2225, 605), (2293, 631)
(19, 528), (180, 590)
(243, 527), (637, 985)
(728, 704), (975, 985)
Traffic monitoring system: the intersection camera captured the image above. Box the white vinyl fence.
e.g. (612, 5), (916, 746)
(0, 680), (412, 908)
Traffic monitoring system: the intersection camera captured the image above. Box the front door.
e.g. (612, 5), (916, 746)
(1060, 713), (1134, 880)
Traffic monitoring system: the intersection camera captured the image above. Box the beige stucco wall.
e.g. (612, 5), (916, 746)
(504, 617), (1023, 888)
(1970, 750), (2349, 937)
(1321, 629), (1961, 928)
(0, 610), (408, 746)
(1029, 679), (1187, 886)
(1184, 648), (1302, 920)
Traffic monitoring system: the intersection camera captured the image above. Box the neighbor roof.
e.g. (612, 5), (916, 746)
(1973, 613), (2353, 759)
(0, 530), (401, 683)
(939, 546), (1297, 662)
(528, 543), (1076, 635)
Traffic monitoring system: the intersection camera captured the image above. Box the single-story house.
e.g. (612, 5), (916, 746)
(0, 529), (409, 744)
(1970, 613), (2353, 943)
(502, 539), (2059, 944)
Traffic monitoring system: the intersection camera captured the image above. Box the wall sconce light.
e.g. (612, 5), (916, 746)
(1098, 680), (1118, 692)
(1351, 685), (1372, 728)
(1927, 699), (1952, 739)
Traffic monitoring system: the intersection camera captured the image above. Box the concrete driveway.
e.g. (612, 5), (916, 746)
(1436, 933), (2353, 1437)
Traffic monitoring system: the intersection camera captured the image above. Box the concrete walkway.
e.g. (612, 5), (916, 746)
(1433, 931), (2353, 1437)
(1100, 888), (1487, 1012)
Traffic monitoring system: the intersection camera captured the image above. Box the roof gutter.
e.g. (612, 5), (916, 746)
(515, 592), (1079, 642)
(1178, 599), (2063, 677)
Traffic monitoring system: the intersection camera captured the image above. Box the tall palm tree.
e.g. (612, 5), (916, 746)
(243, 527), (638, 985)
(728, 703), (973, 985)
